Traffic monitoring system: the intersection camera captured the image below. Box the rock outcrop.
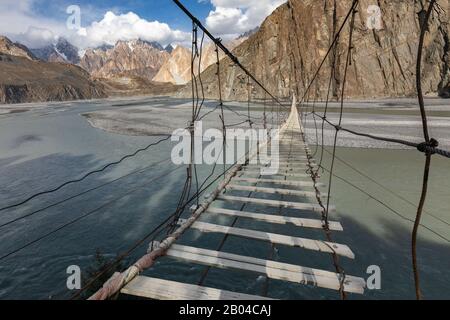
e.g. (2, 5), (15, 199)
(0, 51), (105, 104)
(153, 38), (247, 85)
(0, 36), (37, 61)
(31, 37), (81, 64)
(178, 0), (449, 100)
(79, 39), (169, 80)
(152, 46), (192, 84)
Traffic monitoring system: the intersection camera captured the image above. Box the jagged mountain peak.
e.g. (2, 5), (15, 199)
(30, 37), (80, 64)
(0, 36), (37, 60)
(114, 39), (165, 51)
(153, 39), (247, 85)
(165, 44), (174, 54)
(79, 38), (169, 81)
(237, 27), (259, 40)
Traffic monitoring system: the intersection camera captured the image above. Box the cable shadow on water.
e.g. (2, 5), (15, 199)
(0, 148), (192, 299)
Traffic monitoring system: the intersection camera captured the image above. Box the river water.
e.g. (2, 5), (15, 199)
(0, 97), (449, 300)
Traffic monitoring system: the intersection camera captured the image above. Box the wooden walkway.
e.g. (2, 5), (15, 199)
(120, 99), (365, 300)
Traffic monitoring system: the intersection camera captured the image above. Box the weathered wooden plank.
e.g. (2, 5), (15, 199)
(167, 244), (364, 294)
(204, 207), (342, 231)
(217, 195), (333, 213)
(226, 184), (327, 199)
(240, 169), (311, 178)
(121, 276), (274, 300)
(178, 220), (354, 258)
(246, 163), (309, 169)
(232, 177), (323, 187)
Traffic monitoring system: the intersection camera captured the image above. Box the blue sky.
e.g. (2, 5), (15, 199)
(30, 0), (214, 31)
(0, 0), (286, 49)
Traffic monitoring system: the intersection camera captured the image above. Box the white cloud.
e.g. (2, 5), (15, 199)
(72, 11), (190, 49)
(0, 1), (190, 49)
(0, 0), (65, 47)
(205, 0), (286, 38)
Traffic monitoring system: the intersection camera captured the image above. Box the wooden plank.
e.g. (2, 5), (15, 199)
(243, 167), (307, 173)
(121, 276), (274, 300)
(247, 161), (312, 165)
(241, 169), (311, 178)
(204, 207), (342, 231)
(217, 195), (333, 213)
(226, 184), (327, 198)
(246, 163), (310, 168)
(255, 160), (309, 164)
(178, 220), (354, 258)
(167, 244), (364, 294)
(232, 177), (323, 187)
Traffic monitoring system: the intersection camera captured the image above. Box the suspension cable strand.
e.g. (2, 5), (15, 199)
(325, 1), (358, 225)
(215, 43), (227, 178)
(0, 135), (171, 213)
(0, 157), (172, 229)
(0, 165), (184, 262)
(310, 111), (450, 158)
(317, 0), (338, 175)
(172, 0), (287, 109)
(319, 147), (450, 226)
(300, 0), (359, 104)
(412, 0), (437, 300)
(320, 166), (449, 243)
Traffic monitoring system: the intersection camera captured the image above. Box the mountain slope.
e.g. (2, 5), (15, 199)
(179, 0), (449, 100)
(80, 39), (169, 80)
(0, 36), (105, 104)
(152, 46), (191, 84)
(31, 38), (81, 64)
(153, 38), (247, 85)
(0, 36), (37, 61)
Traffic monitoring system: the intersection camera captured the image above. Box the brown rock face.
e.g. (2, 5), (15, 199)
(153, 38), (247, 85)
(179, 0), (449, 100)
(0, 36), (37, 61)
(80, 39), (169, 80)
(0, 53), (106, 104)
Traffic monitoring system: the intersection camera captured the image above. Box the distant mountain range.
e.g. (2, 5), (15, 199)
(31, 38), (80, 64)
(153, 38), (247, 85)
(26, 36), (250, 85)
(0, 35), (196, 103)
(0, 36), (37, 61)
(79, 39), (169, 81)
(0, 36), (105, 104)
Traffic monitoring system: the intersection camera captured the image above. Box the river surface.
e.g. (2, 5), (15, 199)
(0, 96), (449, 300)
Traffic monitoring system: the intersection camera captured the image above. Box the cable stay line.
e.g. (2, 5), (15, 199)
(0, 135), (171, 213)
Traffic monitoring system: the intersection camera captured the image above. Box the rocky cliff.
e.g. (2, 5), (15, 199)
(0, 38), (105, 104)
(178, 0), (449, 100)
(32, 38), (81, 64)
(153, 38), (247, 85)
(0, 36), (37, 61)
(80, 39), (169, 80)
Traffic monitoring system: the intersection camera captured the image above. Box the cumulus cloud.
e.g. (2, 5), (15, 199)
(0, 0), (64, 47)
(205, 0), (286, 38)
(0, 1), (190, 49)
(73, 11), (190, 49)
(14, 27), (58, 48)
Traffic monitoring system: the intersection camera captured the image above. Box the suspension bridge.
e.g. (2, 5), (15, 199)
(84, 0), (447, 300)
(0, 0), (448, 300)
(88, 97), (366, 300)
